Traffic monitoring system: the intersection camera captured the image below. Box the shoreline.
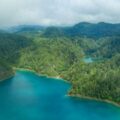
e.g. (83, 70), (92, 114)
(1, 67), (120, 107)
(14, 67), (70, 84)
(67, 94), (120, 107)
(0, 73), (15, 82)
(0, 76), (14, 82)
(14, 67), (36, 73)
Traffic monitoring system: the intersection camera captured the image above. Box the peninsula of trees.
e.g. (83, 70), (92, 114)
(0, 22), (120, 104)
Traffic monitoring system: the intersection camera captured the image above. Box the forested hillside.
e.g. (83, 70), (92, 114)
(41, 22), (120, 38)
(0, 32), (32, 80)
(0, 22), (120, 104)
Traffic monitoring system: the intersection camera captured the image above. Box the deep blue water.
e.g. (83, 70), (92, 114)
(0, 70), (120, 120)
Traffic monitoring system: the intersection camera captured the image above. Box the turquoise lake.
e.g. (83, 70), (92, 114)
(0, 70), (120, 120)
(83, 57), (93, 63)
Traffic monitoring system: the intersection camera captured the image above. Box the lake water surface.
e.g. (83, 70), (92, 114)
(0, 70), (120, 120)
(83, 57), (93, 63)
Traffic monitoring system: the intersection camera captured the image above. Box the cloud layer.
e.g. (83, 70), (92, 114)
(0, 0), (120, 27)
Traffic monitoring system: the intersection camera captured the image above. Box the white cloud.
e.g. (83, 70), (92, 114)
(0, 0), (120, 27)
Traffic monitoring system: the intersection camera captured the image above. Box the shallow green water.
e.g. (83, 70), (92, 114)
(0, 70), (120, 120)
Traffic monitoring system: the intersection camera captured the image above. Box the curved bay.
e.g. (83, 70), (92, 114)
(0, 71), (120, 120)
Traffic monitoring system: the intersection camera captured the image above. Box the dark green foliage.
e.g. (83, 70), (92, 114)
(41, 22), (120, 38)
(15, 34), (120, 104)
(0, 23), (120, 104)
(0, 32), (32, 80)
(0, 60), (14, 80)
(93, 37), (120, 58)
(65, 56), (120, 103)
(17, 37), (83, 76)
(42, 27), (65, 37)
(70, 22), (120, 38)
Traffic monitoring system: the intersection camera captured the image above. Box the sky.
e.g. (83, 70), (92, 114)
(0, 0), (120, 27)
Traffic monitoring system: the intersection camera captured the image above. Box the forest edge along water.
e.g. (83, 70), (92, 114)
(0, 70), (120, 120)
(1, 68), (120, 108)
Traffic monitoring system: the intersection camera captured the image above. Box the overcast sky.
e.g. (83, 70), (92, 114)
(0, 0), (120, 27)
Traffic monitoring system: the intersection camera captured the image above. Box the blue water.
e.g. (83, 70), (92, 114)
(0, 70), (120, 120)
(83, 57), (93, 63)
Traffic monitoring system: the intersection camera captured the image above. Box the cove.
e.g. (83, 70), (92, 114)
(0, 71), (120, 120)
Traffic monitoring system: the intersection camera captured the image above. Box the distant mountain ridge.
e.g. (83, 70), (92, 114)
(5, 22), (120, 38)
(70, 22), (120, 38)
(7, 25), (45, 33)
(43, 22), (120, 38)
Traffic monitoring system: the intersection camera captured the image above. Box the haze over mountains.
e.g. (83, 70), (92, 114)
(6, 22), (120, 38)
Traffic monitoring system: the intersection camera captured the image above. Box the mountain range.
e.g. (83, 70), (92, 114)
(5, 22), (120, 38)
(0, 22), (120, 104)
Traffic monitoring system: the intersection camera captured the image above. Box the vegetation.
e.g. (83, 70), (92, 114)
(0, 32), (32, 80)
(0, 22), (120, 104)
(17, 37), (83, 76)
